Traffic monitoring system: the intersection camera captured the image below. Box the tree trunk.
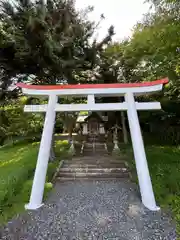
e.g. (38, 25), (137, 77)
(0, 136), (6, 146)
(68, 127), (73, 143)
(121, 111), (128, 144)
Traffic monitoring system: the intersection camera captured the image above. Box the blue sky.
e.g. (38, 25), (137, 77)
(75, 0), (150, 41)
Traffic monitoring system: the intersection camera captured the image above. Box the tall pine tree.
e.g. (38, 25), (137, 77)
(0, 0), (114, 93)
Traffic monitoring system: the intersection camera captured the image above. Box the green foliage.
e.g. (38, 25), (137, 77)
(147, 0), (180, 9)
(101, 3), (180, 101)
(102, 41), (140, 83)
(0, 143), (38, 220)
(97, 2), (180, 129)
(0, 0), (114, 91)
(0, 140), (68, 223)
(79, 111), (88, 116)
(0, 99), (44, 145)
(54, 139), (70, 157)
(128, 4), (180, 98)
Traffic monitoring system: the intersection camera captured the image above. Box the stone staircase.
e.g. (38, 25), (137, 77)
(57, 142), (130, 181)
(83, 142), (107, 156)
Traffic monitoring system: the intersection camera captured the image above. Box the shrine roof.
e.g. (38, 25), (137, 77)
(76, 112), (108, 123)
(76, 116), (87, 123)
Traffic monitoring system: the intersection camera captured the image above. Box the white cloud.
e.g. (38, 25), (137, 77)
(75, 0), (150, 41)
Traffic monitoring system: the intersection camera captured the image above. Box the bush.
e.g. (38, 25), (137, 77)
(54, 140), (70, 157)
(0, 103), (44, 146)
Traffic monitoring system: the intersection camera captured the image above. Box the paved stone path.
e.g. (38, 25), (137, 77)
(0, 180), (176, 240)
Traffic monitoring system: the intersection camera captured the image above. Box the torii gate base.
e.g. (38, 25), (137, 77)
(17, 78), (168, 211)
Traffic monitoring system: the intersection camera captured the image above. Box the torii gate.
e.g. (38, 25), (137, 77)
(17, 78), (168, 211)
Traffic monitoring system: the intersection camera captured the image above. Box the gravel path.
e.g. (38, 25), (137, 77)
(0, 180), (176, 240)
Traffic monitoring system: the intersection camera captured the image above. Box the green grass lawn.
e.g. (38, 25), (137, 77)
(121, 144), (180, 236)
(0, 140), (69, 224)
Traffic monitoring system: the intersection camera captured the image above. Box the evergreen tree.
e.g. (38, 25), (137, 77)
(0, 0), (114, 95)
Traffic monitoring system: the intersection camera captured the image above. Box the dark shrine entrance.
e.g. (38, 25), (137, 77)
(76, 112), (107, 143)
(88, 118), (99, 135)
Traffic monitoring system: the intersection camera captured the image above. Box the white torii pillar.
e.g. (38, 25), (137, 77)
(17, 78), (168, 211)
(25, 94), (57, 209)
(125, 92), (159, 211)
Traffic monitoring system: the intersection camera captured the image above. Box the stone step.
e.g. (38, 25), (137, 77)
(83, 151), (108, 154)
(85, 142), (105, 145)
(63, 161), (127, 168)
(83, 149), (106, 152)
(65, 159), (127, 163)
(57, 177), (130, 182)
(84, 143), (106, 148)
(63, 162), (127, 166)
(86, 142), (105, 143)
(83, 145), (105, 147)
(83, 153), (108, 157)
(62, 163), (127, 169)
(59, 167), (128, 173)
(83, 153), (109, 157)
(83, 146), (106, 149)
(63, 162), (126, 168)
(81, 154), (110, 158)
(84, 147), (106, 150)
(72, 156), (124, 160)
(83, 146), (93, 149)
(83, 150), (106, 154)
(57, 172), (130, 178)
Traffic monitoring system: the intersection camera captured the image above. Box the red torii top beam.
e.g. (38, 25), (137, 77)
(17, 78), (168, 90)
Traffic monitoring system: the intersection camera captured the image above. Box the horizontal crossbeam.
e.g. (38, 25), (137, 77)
(17, 79), (168, 97)
(24, 102), (161, 112)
